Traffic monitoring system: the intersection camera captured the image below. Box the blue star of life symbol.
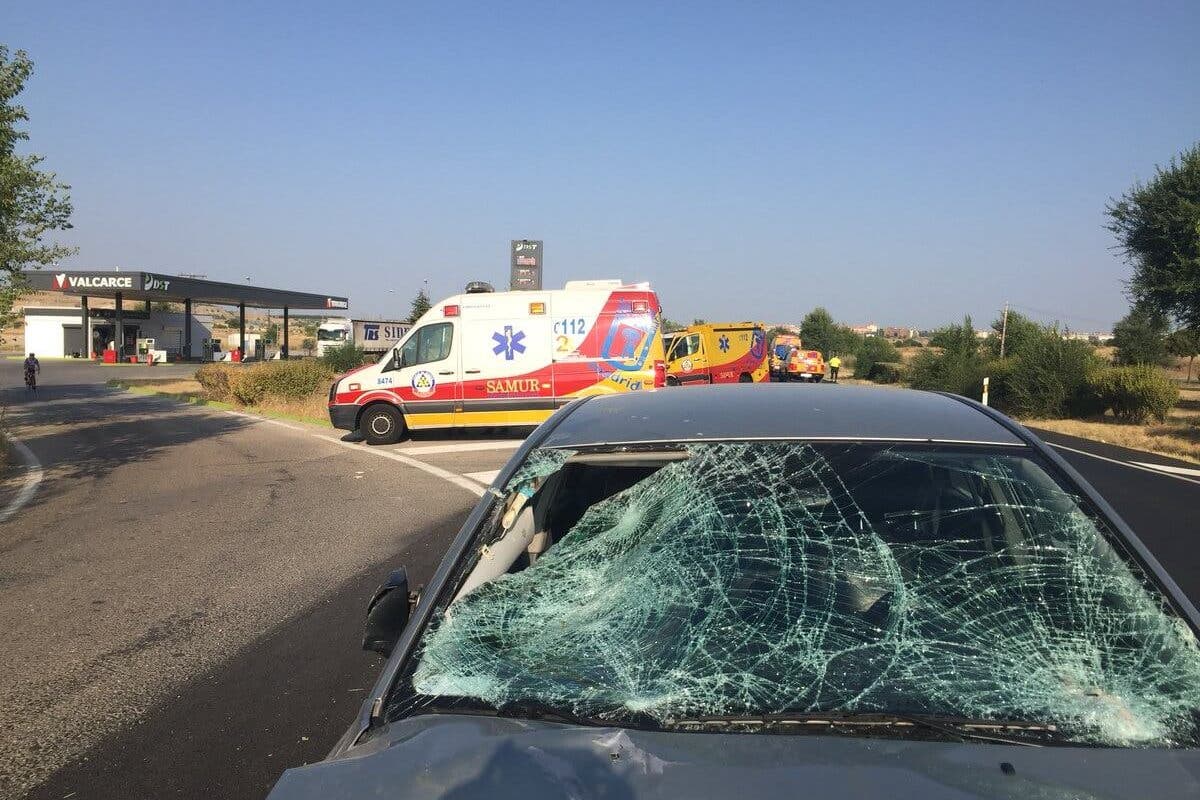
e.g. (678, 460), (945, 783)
(492, 326), (527, 360)
(718, 334), (731, 353)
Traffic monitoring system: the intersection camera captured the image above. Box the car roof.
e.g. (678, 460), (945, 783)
(538, 384), (1026, 448)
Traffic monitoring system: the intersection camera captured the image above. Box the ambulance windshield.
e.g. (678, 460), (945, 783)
(393, 441), (1200, 748)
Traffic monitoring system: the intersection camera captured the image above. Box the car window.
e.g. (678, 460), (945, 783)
(393, 442), (1200, 747)
(398, 322), (453, 368)
(671, 333), (700, 359)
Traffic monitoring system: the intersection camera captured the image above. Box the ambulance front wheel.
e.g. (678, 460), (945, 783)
(361, 405), (405, 445)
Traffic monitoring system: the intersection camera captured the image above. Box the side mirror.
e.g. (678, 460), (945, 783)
(392, 349), (403, 371)
(363, 567), (420, 657)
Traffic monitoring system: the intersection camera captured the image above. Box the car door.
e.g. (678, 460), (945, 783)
(381, 321), (460, 428)
(667, 332), (709, 384)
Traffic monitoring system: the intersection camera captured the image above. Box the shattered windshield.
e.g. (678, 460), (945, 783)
(396, 442), (1200, 747)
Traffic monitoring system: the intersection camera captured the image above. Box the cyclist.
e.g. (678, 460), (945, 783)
(23, 352), (40, 390)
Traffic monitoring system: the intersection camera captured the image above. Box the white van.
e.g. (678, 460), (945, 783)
(328, 280), (666, 443)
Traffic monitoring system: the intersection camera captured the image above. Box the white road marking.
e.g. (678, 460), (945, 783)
(0, 435), (45, 523)
(1130, 461), (1200, 478)
(395, 441), (523, 456)
(463, 470), (500, 485)
(316, 436), (487, 496)
(223, 410), (305, 432)
(1048, 442), (1200, 486)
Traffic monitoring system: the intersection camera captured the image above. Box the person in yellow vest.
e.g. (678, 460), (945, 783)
(828, 354), (841, 383)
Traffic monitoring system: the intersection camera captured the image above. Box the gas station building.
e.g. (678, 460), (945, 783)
(21, 270), (348, 361)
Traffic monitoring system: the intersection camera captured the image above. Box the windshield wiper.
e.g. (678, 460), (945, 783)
(666, 711), (1057, 747)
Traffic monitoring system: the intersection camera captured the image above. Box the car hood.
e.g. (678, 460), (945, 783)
(267, 714), (1200, 799)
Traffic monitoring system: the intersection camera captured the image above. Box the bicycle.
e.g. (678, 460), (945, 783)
(24, 367), (37, 391)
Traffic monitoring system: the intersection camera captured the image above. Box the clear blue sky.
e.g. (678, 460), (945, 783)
(6, 0), (1199, 328)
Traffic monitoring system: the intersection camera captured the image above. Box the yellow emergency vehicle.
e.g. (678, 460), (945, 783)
(665, 322), (769, 385)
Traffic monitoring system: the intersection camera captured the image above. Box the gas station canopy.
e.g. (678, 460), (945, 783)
(24, 269), (348, 310)
(23, 269), (349, 361)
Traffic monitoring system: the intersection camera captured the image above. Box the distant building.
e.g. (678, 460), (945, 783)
(1064, 331), (1114, 343)
(769, 323), (800, 334)
(882, 326), (918, 340)
(975, 329), (993, 339)
(850, 323), (879, 336)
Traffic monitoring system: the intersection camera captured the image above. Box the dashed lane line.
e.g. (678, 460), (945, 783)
(1048, 442), (1200, 487)
(1131, 461), (1200, 478)
(0, 434), (45, 524)
(217, 409), (492, 497)
(463, 470), (501, 486)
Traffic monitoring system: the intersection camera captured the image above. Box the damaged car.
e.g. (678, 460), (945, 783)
(268, 384), (1200, 799)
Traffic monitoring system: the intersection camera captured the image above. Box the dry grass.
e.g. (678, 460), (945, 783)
(1025, 386), (1200, 464)
(109, 377), (331, 427)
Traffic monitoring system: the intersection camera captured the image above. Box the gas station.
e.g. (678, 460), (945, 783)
(22, 270), (348, 361)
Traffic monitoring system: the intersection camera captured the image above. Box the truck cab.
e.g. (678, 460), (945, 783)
(665, 322), (769, 385)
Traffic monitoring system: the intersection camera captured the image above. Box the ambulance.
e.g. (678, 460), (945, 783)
(328, 280), (666, 444)
(664, 322), (769, 385)
(770, 333), (802, 380)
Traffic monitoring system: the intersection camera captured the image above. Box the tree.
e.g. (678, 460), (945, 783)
(1107, 143), (1200, 329)
(799, 307), (851, 357)
(661, 317), (686, 333)
(910, 317), (985, 398)
(1112, 303), (1171, 366)
(263, 321), (280, 344)
(409, 289), (432, 323)
(927, 316), (979, 355)
(983, 310), (1041, 360)
(854, 336), (901, 379)
(1166, 328), (1200, 382)
(0, 46), (76, 334)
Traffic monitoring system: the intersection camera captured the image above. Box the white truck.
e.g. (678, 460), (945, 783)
(315, 319), (352, 356)
(316, 318), (414, 357)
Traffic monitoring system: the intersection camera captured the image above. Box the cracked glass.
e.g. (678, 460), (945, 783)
(399, 442), (1200, 747)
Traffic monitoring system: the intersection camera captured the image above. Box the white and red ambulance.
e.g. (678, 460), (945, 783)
(328, 280), (666, 443)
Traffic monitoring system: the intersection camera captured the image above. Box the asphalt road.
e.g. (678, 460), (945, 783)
(1, 364), (1196, 800)
(0, 361), (518, 799)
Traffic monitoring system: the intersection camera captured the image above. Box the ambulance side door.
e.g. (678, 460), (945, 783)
(459, 315), (553, 422)
(381, 320), (460, 426)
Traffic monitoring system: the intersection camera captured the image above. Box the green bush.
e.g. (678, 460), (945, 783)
(1088, 366), (1178, 424)
(999, 337), (1106, 419)
(321, 342), (369, 373)
(854, 337), (901, 379)
(257, 359), (335, 399)
(195, 363), (232, 401)
(866, 361), (907, 384)
(229, 360), (336, 405)
(228, 365), (270, 405)
(909, 347), (986, 398)
(195, 361), (336, 406)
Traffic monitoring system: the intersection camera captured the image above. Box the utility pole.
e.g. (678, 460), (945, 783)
(999, 302), (1010, 359)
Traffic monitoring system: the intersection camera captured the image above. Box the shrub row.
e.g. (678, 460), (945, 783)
(195, 360), (336, 405)
(320, 342), (370, 372)
(1087, 366), (1178, 424)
